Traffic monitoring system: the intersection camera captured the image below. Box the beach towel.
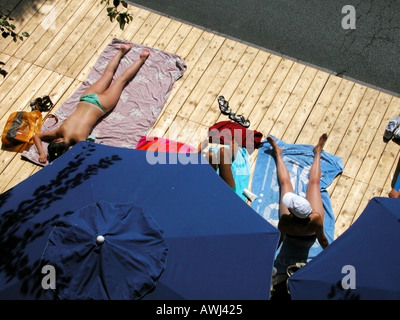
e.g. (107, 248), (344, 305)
(394, 173), (400, 191)
(136, 136), (195, 153)
(250, 136), (343, 273)
(22, 38), (187, 166)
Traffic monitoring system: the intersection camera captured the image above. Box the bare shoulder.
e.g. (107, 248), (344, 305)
(309, 211), (324, 226)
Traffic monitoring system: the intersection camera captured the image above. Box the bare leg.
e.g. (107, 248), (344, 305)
(305, 133), (328, 219)
(218, 147), (236, 187)
(267, 136), (294, 218)
(98, 49), (150, 111)
(83, 44), (134, 96)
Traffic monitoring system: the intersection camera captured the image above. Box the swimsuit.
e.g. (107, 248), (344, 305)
(80, 93), (106, 114)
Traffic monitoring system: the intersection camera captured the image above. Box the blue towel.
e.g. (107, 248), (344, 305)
(251, 136), (343, 273)
(210, 146), (251, 201)
(394, 173), (400, 191)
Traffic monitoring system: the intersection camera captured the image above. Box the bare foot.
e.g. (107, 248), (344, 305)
(120, 43), (133, 54)
(314, 133), (328, 153)
(140, 49), (150, 61)
(267, 136), (283, 157)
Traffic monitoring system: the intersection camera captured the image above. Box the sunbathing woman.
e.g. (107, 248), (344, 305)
(33, 44), (150, 163)
(268, 134), (330, 249)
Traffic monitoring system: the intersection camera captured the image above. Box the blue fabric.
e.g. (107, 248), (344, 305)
(0, 142), (279, 300)
(209, 146), (251, 201)
(394, 173), (400, 191)
(41, 201), (168, 300)
(288, 197), (400, 300)
(251, 136), (343, 273)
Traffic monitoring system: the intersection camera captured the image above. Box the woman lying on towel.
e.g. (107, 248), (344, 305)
(267, 134), (330, 250)
(33, 44), (150, 164)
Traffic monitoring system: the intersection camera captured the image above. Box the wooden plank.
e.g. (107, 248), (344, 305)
(236, 53), (282, 130)
(40, 1), (101, 71)
(5, 0), (60, 56)
(0, 56), (26, 106)
(296, 75), (342, 144)
(0, 63), (42, 123)
(205, 46), (264, 128)
(76, 7), (150, 83)
(369, 97), (400, 189)
(308, 79), (355, 152)
(326, 83), (367, 156)
(282, 70), (330, 143)
(0, 0), (41, 52)
(351, 184), (383, 224)
(329, 175), (352, 221)
(158, 27), (204, 109)
(163, 23), (193, 54)
(180, 39), (247, 121)
(185, 41), (251, 126)
(19, 0), (84, 64)
(257, 62), (306, 137)
(272, 66), (319, 142)
(141, 15), (174, 48)
(344, 91), (390, 179)
(252, 58), (294, 134)
(161, 32), (223, 117)
(14, 0), (71, 61)
(334, 179), (368, 238)
(129, 11), (161, 45)
(337, 88), (379, 176)
(354, 92), (393, 183)
(56, 2), (110, 77)
(155, 19), (185, 52)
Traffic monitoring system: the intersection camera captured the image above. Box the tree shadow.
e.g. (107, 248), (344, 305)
(0, 143), (122, 299)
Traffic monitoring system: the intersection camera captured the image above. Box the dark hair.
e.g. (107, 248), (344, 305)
(47, 140), (69, 162)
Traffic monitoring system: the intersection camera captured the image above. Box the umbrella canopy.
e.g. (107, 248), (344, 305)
(288, 197), (400, 300)
(0, 141), (279, 300)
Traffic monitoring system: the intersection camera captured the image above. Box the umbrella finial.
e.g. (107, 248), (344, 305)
(96, 235), (105, 245)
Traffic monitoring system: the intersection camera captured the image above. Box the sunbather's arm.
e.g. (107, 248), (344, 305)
(316, 225), (329, 249)
(33, 130), (57, 163)
(388, 188), (400, 198)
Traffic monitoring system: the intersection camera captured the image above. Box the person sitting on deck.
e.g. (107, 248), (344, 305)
(198, 137), (240, 193)
(33, 44), (150, 164)
(267, 133), (330, 250)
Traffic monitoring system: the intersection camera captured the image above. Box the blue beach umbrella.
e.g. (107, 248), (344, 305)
(288, 197), (400, 300)
(0, 141), (279, 300)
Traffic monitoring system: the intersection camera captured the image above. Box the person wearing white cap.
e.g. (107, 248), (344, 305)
(267, 134), (330, 250)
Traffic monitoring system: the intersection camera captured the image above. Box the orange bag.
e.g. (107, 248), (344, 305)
(1, 110), (42, 150)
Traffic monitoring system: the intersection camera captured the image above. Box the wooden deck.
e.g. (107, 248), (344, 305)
(0, 0), (399, 239)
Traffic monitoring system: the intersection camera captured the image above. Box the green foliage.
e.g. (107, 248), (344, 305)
(0, 7), (30, 78)
(101, 0), (133, 30)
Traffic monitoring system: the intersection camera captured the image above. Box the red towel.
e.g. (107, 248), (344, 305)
(208, 121), (263, 153)
(136, 136), (195, 153)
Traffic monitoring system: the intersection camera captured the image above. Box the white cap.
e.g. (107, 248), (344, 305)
(282, 192), (312, 219)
